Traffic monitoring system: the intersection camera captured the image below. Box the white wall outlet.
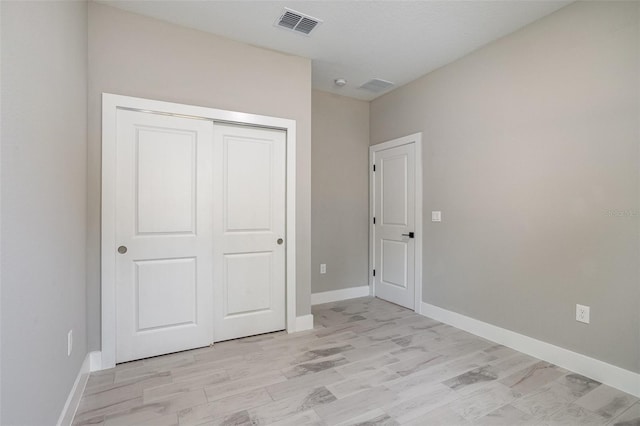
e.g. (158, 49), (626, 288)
(432, 211), (442, 222)
(576, 304), (590, 324)
(320, 263), (327, 274)
(67, 329), (73, 356)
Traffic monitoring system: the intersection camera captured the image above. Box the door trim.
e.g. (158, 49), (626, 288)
(369, 133), (423, 313)
(101, 93), (297, 370)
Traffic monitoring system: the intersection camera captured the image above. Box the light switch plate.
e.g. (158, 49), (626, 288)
(432, 211), (442, 222)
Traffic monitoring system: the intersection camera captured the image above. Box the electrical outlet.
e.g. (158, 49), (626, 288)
(576, 304), (590, 324)
(320, 264), (327, 274)
(67, 330), (73, 356)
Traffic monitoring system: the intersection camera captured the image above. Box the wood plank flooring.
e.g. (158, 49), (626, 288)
(73, 297), (639, 425)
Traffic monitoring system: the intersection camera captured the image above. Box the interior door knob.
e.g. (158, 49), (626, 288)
(277, 238), (284, 245)
(401, 232), (415, 239)
(117, 245), (128, 254)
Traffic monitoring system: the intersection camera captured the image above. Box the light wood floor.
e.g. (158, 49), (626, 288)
(73, 297), (639, 425)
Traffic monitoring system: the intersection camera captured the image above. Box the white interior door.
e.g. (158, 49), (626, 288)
(213, 124), (286, 342)
(115, 109), (214, 363)
(373, 143), (416, 309)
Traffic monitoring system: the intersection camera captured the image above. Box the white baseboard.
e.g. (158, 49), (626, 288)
(90, 351), (102, 372)
(311, 285), (371, 305)
(296, 314), (314, 332)
(57, 351), (92, 426)
(421, 302), (640, 398)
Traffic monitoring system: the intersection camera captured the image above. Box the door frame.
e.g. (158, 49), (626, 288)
(369, 133), (423, 313)
(101, 93), (297, 370)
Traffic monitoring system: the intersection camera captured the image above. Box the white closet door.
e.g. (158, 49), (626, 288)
(213, 124), (286, 342)
(115, 109), (214, 363)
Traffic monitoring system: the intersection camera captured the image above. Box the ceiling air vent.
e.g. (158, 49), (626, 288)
(275, 8), (322, 36)
(359, 79), (395, 93)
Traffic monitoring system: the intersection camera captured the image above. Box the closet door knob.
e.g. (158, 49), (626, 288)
(117, 246), (128, 254)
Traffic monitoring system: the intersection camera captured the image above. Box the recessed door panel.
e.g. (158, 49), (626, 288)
(224, 253), (272, 316)
(381, 240), (407, 289)
(381, 155), (408, 226)
(136, 258), (196, 331)
(136, 128), (195, 234)
(225, 138), (272, 232)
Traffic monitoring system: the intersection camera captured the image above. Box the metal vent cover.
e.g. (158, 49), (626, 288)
(359, 78), (395, 93)
(275, 8), (322, 36)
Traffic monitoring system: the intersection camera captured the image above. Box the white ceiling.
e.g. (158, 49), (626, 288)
(100, 0), (571, 101)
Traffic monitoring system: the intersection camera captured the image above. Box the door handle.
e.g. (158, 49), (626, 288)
(117, 245), (128, 254)
(402, 232), (415, 239)
(277, 238), (284, 245)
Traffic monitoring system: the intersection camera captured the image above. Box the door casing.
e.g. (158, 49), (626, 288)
(369, 133), (423, 313)
(101, 93), (297, 370)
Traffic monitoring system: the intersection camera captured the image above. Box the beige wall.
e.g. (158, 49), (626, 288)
(87, 3), (312, 350)
(1, 1), (88, 423)
(311, 91), (370, 294)
(371, 1), (639, 373)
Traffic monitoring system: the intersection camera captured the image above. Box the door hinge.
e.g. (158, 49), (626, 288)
(372, 164), (376, 172)
(373, 269), (376, 277)
(373, 217), (376, 224)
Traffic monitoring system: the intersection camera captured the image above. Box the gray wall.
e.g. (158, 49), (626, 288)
(1, 1), (89, 424)
(311, 90), (370, 294)
(371, 1), (639, 373)
(87, 3), (312, 350)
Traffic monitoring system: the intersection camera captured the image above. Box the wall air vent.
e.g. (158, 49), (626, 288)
(275, 8), (322, 36)
(359, 79), (395, 93)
